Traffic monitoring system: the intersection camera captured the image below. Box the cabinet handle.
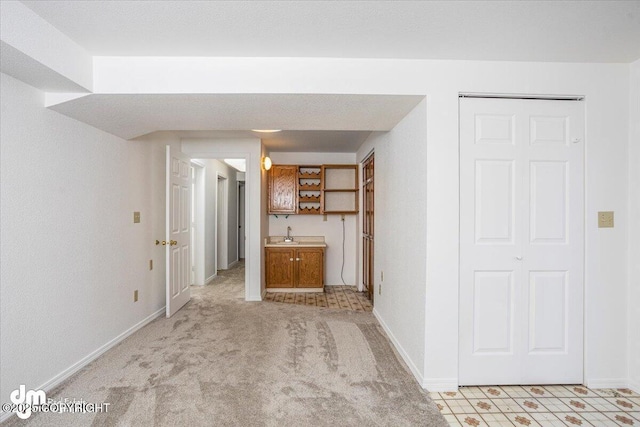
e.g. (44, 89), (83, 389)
(296, 258), (301, 261)
(290, 258), (294, 261)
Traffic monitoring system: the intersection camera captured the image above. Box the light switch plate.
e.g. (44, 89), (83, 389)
(598, 211), (614, 228)
(133, 211), (141, 223)
(134, 290), (139, 302)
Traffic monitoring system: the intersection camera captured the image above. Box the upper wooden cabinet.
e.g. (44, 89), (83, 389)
(267, 163), (359, 215)
(268, 165), (298, 214)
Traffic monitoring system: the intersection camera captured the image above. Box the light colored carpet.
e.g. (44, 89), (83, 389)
(5, 261), (447, 426)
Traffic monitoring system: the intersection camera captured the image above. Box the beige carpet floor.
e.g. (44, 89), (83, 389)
(5, 262), (447, 426)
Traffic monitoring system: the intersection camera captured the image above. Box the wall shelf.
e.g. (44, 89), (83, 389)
(322, 165), (359, 214)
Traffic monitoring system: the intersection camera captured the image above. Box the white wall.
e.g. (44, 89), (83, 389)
(0, 73), (171, 415)
(628, 59), (640, 393)
(269, 152), (357, 286)
(181, 138), (265, 301)
(356, 99), (428, 385)
(198, 158), (239, 281)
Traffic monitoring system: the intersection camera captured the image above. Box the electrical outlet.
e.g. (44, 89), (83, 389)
(381, 271), (384, 281)
(379, 283), (382, 295)
(598, 211), (614, 228)
(149, 259), (153, 270)
(133, 211), (141, 223)
(323, 214), (327, 222)
(134, 290), (139, 302)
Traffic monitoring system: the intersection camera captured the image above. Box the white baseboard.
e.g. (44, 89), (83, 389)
(227, 259), (238, 268)
(586, 378), (629, 389)
(0, 306), (165, 424)
(372, 308), (424, 387)
(205, 273), (217, 285)
(423, 378), (459, 392)
(628, 379), (640, 394)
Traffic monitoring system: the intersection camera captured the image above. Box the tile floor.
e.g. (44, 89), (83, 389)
(430, 385), (639, 426)
(264, 285), (373, 312)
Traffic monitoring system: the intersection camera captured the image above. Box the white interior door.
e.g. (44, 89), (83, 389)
(166, 145), (191, 318)
(238, 182), (245, 259)
(459, 97), (584, 385)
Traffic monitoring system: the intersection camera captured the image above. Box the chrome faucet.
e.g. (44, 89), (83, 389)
(285, 226), (293, 242)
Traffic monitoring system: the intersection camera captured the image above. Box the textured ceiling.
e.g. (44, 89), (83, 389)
(22, 1), (640, 63)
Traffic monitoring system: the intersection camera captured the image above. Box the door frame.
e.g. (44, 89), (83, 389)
(238, 181), (246, 260)
(190, 160), (206, 286)
(361, 151), (374, 303)
(216, 172), (228, 271)
(180, 148), (253, 301)
(457, 93), (587, 385)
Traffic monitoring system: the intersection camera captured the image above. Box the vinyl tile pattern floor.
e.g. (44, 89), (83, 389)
(431, 385), (640, 426)
(265, 285), (373, 312)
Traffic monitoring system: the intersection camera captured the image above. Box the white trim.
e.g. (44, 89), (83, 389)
(423, 378), (459, 392)
(585, 378), (629, 389)
(0, 306), (165, 424)
(628, 379), (640, 395)
(372, 308), (424, 387)
(227, 259), (238, 269)
(205, 273), (217, 285)
(459, 92), (584, 101)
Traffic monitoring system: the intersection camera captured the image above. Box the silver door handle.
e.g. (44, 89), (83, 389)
(515, 256), (523, 261)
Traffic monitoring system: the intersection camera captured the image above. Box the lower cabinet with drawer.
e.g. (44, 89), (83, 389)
(265, 247), (325, 290)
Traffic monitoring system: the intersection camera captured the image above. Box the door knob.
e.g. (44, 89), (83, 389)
(156, 240), (167, 246)
(170, 240), (178, 246)
(515, 256), (523, 261)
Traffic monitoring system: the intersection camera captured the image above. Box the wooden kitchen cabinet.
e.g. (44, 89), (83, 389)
(296, 248), (324, 288)
(265, 248), (295, 287)
(265, 247), (325, 289)
(267, 163), (359, 215)
(268, 165), (298, 214)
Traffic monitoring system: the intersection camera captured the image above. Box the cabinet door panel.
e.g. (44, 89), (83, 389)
(266, 248), (295, 288)
(268, 165), (298, 214)
(296, 248), (324, 288)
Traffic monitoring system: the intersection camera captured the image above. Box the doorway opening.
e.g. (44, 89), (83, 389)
(190, 158), (247, 295)
(362, 152), (375, 303)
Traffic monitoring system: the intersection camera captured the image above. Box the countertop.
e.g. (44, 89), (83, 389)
(264, 236), (327, 248)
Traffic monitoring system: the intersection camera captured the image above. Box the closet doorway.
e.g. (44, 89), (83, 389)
(362, 152), (375, 302)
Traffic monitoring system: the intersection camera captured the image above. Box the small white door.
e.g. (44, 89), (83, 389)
(238, 182), (245, 259)
(166, 146), (191, 318)
(459, 97), (584, 385)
